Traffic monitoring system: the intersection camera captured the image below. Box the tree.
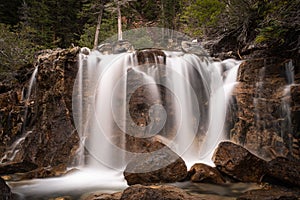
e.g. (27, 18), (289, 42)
(93, 1), (105, 49)
(105, 0), (136, 41)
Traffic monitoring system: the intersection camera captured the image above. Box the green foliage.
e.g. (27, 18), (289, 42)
(0, 0), (22, 25)
(78, 17), (118, 48)
(255, 0), (300, 47)
(0, 23), (37, 73)
(180, 0), (225, 36)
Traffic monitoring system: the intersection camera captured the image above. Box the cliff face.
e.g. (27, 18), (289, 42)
(0, 48), (80, 178)
(230, 57), (300, 160)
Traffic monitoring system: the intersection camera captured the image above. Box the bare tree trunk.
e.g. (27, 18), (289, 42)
(93, 2), (104, 49)
(117, 2), (122, 41)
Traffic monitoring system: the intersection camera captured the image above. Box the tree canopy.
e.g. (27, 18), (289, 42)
(0, 0), (299, 72)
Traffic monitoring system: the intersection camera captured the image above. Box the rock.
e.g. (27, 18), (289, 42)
(230, 57), (300, 160)
(0, 177), (13, 200)
(187, 163), (226, 184)
(0, 48), (80, 178)
(213, 142), (267, 183)
(123, 141), (187, 185)
(0, 160), (38, 176)
(237, 186), (300, 200)
(82, 192), (122, 200)
(263, 157), (300, 187)
(120, 184), (200, 200)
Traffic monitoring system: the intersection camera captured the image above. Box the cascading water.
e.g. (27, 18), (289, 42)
(10, 28), (242, 199)
(280, 60), (296, 154)
(0, 67), (38, 164)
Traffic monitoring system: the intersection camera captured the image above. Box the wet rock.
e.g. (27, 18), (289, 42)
(187, 163), (226, 184)
(237, 186), (300, 200)
(0, 177), (13, 200)
(213, 141), (267, 183)
(231, 57), (300, 160)
(120, 184), (200, 200)
(0, 160), (37, 175)
(263, 157), (300, 187)
(123, 141), (187, 185)
(82, 192), (122, 200)
(0, 47), (80, 178)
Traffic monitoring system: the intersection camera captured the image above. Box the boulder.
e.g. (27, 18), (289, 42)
(187, 163), (226, 184)
(0, 177), (13, 200)
(213, 141), (267, 182)
(120, 184), (200, 200)
(123, 141), (187, 185)
(263, 157), (300, 187)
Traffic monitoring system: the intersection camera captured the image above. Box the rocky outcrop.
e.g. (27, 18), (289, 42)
(213, 141), (268, 183)
(231, 57), (300, 160)
(187, 163), (226, 184)
(124, 141), (187, 185)
(0, 47), (80, 178)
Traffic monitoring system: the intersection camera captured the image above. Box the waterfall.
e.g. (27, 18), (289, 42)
(72, 48), (241, 169)
(0, 67), (38, 164)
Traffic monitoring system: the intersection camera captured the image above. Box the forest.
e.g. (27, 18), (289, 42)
(0, 0), (299, 73)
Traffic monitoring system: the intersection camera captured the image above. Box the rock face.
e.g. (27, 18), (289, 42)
(230, 57), (300, 160)
(124, 141), (187, 185)
(213, 141), (267, 182)
(187, 163), (226, 184)
(0, 48), (80, 177)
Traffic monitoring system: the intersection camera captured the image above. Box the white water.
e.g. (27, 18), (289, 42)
(0, 67), (38, 164)
(10, 49), (241, 198)
(280, 60), (295, 153)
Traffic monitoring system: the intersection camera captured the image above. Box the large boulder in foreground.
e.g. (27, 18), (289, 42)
(123, 141), (187, 185)
(213, 141), (267, 182)
(187, 163), (226, 184)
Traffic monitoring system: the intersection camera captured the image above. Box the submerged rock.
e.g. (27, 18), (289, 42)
(213, 141), (267, 183)
(123, 141), (187, 185)
(187, 163), (226, 184)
